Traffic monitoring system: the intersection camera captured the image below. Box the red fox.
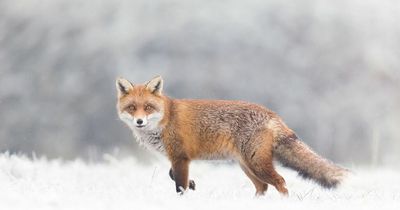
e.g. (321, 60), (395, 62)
(116, 75), (347, 196)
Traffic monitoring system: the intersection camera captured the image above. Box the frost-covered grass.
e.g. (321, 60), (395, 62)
(1, 153), (399, 210)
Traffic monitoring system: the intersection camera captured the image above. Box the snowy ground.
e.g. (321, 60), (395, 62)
(1, 153), (399, 210)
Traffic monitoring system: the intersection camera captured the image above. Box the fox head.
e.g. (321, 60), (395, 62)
(116, 76), (166, 131)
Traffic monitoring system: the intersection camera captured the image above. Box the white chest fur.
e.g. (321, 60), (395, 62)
(132, 128), (165, 153)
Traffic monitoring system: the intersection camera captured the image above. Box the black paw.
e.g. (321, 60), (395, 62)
(169, 168), (196, 191)
(189, 180), (196, 190)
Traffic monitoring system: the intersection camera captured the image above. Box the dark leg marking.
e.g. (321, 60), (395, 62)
(169, 168), (196, 190)
(251, 151), (256, 159)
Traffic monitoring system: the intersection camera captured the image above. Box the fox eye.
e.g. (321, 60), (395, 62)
(127, 105), (136, 112)
(144, 104), (153, 111)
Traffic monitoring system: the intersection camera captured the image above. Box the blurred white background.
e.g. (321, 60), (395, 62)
(0, 0), (399, 166)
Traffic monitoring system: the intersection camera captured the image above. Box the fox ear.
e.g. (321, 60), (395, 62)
(116, 77), (134, 97)
(145, 75), (163, 95)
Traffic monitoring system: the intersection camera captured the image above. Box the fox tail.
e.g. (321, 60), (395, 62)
(274, 134), (347, 188)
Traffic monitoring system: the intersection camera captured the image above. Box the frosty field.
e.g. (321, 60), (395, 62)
(1, 153), (399, 210)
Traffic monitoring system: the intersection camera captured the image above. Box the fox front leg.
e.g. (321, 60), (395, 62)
(169, 168), (196, 190)
(170, 159), (193, 194)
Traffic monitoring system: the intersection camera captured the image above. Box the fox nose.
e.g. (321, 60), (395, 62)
(136, 119), (144, 125)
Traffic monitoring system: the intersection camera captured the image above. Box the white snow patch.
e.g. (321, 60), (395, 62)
(0, 153), (399, 210)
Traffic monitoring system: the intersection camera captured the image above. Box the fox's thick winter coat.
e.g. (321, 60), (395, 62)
(116, 76), (347, 196)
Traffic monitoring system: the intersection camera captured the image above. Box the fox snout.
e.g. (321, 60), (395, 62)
(118, 110), (163, 130)
(136, 118), (144, 125)
(118, 112), (144, 129)
(133, 116), (148, 128)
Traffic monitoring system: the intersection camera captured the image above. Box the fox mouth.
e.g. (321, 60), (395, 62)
(136, 125), (145, 128)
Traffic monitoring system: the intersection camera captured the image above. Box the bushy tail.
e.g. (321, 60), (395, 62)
(274, 135), (347, 188)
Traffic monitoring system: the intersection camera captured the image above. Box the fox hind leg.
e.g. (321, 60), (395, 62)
(250, 161), (288, 196)
(244, 130), (289, 196)
(239, 163), (268, 196)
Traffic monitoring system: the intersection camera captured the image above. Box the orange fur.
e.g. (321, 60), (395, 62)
(116, 76), (347, 196)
